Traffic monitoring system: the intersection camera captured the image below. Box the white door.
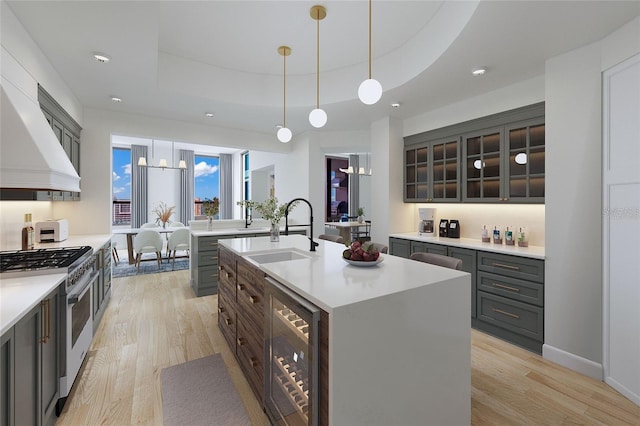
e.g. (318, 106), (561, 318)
(602, 52), (640, 406)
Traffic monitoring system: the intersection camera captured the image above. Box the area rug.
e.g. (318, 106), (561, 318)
(161, 354), (250, 426)
(112, 257), (189, 278)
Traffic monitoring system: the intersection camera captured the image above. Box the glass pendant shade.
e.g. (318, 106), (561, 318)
(137, 157), (147, 166)
(178, 160), (187, 169)
(277, 127), (292, 143)
(309, 108), (327, 128)
(358, 78), (383, 105)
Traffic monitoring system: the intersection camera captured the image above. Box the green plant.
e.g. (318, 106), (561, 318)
(356, 207), (364, 217)
(237, 197), (297, 225)
(203, 197), (220, 218)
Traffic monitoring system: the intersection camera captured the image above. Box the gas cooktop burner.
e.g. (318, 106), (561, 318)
(0, 246), (93, 273)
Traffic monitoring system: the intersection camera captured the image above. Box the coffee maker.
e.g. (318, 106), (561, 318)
(418, 208), (435, 236)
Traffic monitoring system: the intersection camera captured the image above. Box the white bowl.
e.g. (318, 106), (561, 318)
(342, 255), (384, 267)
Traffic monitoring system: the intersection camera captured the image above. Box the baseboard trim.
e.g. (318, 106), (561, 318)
(542, 344), (603, 380)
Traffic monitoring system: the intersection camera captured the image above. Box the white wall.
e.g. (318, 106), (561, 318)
(543, 17), (640, 379)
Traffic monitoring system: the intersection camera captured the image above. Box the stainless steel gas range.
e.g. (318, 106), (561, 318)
(0, 245), (97, 413)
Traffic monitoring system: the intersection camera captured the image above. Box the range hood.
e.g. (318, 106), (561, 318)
(1, 78), (80, 193)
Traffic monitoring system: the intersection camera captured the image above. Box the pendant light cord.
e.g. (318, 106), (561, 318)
(283, 51), (287, 128)
(316, 8), (320, 109)
(368, 0), (372, 79)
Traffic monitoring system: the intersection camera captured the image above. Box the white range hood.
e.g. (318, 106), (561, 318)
(1, 77), (80, 192)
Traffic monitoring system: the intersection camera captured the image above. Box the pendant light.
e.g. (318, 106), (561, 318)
(309, 5), (327, 128)
(358, 0), (382, 105)
(277, 46), (293, 143)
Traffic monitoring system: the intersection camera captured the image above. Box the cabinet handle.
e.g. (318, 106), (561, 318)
(250, 357), (259, 368)
(40, 299), (50, 343)
(491, 262), (520, 271)
(237, 284), (245, 292)
(237, 337), (245, 346)
(492, 307), (520, 319)
(225, 318), (233, 325)
(492, 282), (520, 292)
(249, 295), (258, 304)
(218, 306), (225, 313)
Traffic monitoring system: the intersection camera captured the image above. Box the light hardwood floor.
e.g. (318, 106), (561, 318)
(57, 270), (639, 425)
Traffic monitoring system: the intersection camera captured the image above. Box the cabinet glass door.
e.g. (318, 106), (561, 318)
(507, 122), (545, 201)
(464, 130), (502, 201)
(432, 139), (459, 201)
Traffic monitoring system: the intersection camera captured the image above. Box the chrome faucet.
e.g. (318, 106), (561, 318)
(284, 198), (318, 252)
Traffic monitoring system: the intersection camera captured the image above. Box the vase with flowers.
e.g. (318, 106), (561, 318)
(203, 197), (220, 230)
(152, 201), (175, 228)
(237, 196), (297, 242)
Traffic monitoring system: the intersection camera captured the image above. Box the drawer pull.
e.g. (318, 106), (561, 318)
(250, 357), (259, 368)
(249, 295), (258, 304)
(492, 282), (520, 292)
(225, 318), (233, 325)
(492, 308), (520, 319)
(492, 262), (520, 271)
(218, 306), (225, 313)
(237, 337), (246, 346)
(237, 284), (245, 291)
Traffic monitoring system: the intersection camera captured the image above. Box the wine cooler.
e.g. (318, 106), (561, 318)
(264, 277), (320, 426)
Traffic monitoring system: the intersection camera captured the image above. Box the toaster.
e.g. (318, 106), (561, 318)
(35, 219), (69, 242)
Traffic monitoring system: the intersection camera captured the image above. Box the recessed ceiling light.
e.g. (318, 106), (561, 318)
(93, 52), (111, 63)
(205, 112), (214, 118)
(472, 67), (487, 76)
(110, 96), (122, 103)
(391, 103), (401, 108)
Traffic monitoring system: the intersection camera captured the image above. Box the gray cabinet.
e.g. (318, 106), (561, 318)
(410, 241), (447, 256)
(447, 246), (477, 318)
(404, 102), (544, 204)
(3, 286), (60, 426)
(475, 251), (544, 353)
(389, 237), (410, 258)
(404, 137), (460, 202)
(94, 240), (112, 331)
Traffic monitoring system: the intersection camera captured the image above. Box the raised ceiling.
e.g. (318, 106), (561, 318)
(5, 1), (640, 137)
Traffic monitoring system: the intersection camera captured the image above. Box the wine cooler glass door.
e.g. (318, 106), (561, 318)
(264, 277), (320, 426)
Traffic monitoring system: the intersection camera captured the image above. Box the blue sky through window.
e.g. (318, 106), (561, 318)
(195, 155), (219, 200)
(112, 148), (131, 200)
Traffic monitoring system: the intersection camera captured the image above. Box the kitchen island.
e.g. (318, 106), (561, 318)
(219, 234), (471, 426)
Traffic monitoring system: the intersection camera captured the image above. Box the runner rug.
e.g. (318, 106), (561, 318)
(161, 354), (250, 426)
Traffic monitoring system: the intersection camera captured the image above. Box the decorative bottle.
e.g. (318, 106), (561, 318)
(21, 213), (35, 250)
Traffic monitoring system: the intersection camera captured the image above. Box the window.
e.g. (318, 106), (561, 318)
(194, 155), (220, 217)
(112, 147), (131, 225)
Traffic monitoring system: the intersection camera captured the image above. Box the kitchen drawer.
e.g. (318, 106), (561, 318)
(477, 271), (543, 307)
(477, 291), (543, 342)
(236, 315), (264, 401)
(237, 258), (265, 295)
(410, 241), (448, 256)
(477, 251), (544, 283)
(236, 276), (264, 336)
(197, 265), (218, 286)
(197, 236), (219, 252)
(218, 292), (236, 352)
(197, 251), (218, 267)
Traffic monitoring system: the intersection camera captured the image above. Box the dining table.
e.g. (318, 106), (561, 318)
(323, 221), (368, 242)
(112, 226), (184, 264)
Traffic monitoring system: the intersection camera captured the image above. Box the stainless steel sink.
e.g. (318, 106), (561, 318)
(247, 250), (310, 264)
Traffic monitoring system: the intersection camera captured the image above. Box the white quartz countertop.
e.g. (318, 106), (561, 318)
(191, 225), (307, 237)
(219, 234), (470, 313)
(0, 273), (67, 335)
(1, 234), (112, 253)
(389, 232), (545, 259)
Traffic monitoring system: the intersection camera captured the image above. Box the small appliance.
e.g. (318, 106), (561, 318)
(448, 219), (460, 238)
(35, 219), (69, 242)
(439, 219), (449, 237)
(418, 208), (435, 236)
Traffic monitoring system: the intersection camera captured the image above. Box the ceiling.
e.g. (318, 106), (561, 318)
(6, 1), (640, 139)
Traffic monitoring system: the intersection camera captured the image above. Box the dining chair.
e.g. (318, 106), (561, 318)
(318, 234), (344, 244)
(409, 252), (463, 270)
(141, 222), (160, 229)
(133, 229), (163, 271)
(111, 241), (120, 264)
(352, 220), (371, 242)
(171, 222), (185, 227)
(368, 242), (388, 254)
(166, 228), (190, 265)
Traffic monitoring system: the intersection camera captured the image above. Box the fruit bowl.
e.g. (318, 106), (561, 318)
(343, 256), (384, 267)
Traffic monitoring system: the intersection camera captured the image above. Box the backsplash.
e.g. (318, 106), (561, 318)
(413, 203), (545, 247)
(0, 201), (54, 250)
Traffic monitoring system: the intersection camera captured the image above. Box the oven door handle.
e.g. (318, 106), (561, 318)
(68, 271), (98, 304)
